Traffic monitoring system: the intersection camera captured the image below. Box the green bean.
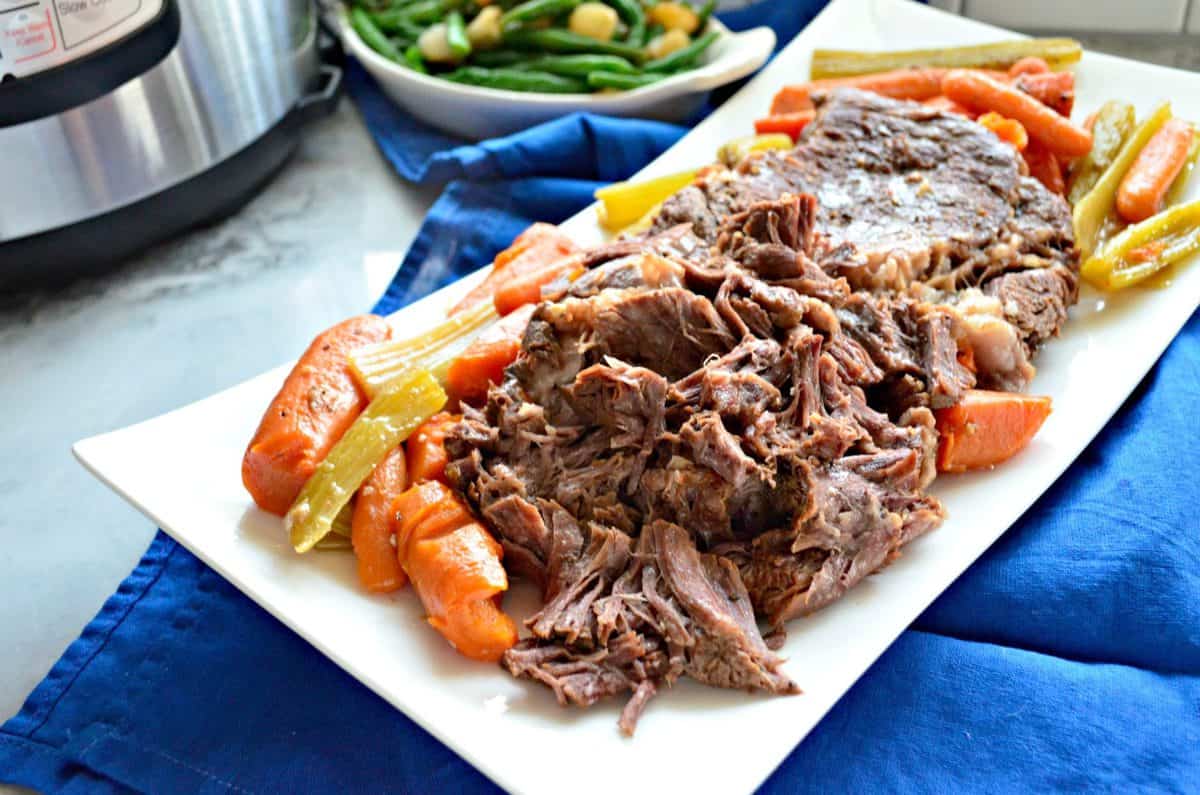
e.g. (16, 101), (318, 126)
(405, 44), (428, 73)
(401, 0), (459, 24)
(471, 48), (530, 66)
(351, 7), (405, 62)
(643, 29), (718, 72)
(501, 0), (579, 25)
(605, 0), (645, 45)
(445, 10), (472, 57)
(503, 27), (646, 62)
(586, 71), (665, 90)
(371, 9), (427, 39)
(517, 53), (636, 76)
(695, 0), (716, 31)
(445, 66), (588, 92)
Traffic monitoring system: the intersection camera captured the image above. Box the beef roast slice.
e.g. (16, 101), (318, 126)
(982, 263), (1078, 353)
(652, 89), (1077, 294)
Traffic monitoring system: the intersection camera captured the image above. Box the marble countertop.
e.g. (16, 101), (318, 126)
(0, 101), (439, 725)
(2, 26), (1194, 755)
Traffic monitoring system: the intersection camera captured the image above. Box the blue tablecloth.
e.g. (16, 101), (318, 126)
(4, 2), (1198, 792)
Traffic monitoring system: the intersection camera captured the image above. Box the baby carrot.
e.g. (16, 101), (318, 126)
(942, 69), (1092, 157)
(923, 95), (973, 117)
(978, 112), (1028, 151)
(769, 68), (947, 114)
(445, 303), (535, 407)
(1008, 56), (1050, 77)
(1023, 141), (1066, 195)
(1116, 118), (1195, 223)
(754, 110), (815, 141)
(406, 412), (460, 485)
(351, 445), (408, 592)
(1013, 71), (1074, 117)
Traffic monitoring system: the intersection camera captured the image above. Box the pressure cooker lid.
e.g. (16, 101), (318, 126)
(0, 0), (180, 127)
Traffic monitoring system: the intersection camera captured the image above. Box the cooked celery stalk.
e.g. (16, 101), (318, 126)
(595, 168), (699, 232)
(331, 503), (353, 538)
(616, 200), (664, 238)
(1081, 199), (1200, 290)
(1074, 102), (1172, 259)
(1165, 128), (1200, 208)
(716, 133), (793, 167)
(286, 369), (446, 553)
(350, 300), (498, 398)
(809, 38), (1082, 79)
(1067, 101), (1135, 206)
(315, 534), (352, 551)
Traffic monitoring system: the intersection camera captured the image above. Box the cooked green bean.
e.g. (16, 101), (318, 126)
(586, 71), (665, 89)
(352, 7), (405, 62)
(404, 43), (428, 72)
(503, 27), (646, 62)
(605, 0), (645, 45)
(445, 10), (472, 57)
(446, 66), (588, 93)
(471, 48), (530, 66)
(643, 29), (718, 73)
(695, 0), (716, 31)
(401, 0), (459, 24)
(1067, 101), (1135, 205)
(371, 9), (427, 39)
(518, 53), (636, 76)
(501, 0), (579, 26)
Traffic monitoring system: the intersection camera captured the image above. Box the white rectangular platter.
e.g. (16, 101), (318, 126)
(74, 0), (1200, 792)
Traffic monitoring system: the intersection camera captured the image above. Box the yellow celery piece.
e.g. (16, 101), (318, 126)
(1066, 101), (1135, 206)
(330, 503), (353, 538)
(1080, 199), (1200, 290)
(1073, 102), (1172, 260)
(349, 300), (498, 398)
(314, 534), (352, 551)
(716, 133), (793, 167)
(595, 168), (700, 232)
(809, 38), (1081, 79)
(286, 369), (446, 553)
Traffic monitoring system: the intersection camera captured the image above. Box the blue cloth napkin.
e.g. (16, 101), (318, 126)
(5, 2), (1199, 792)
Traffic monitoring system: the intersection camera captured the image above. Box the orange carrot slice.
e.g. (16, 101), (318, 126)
(405, 412), (461, 486)
(978, 112), (1029, 151)
(350, 445), (409, 592)
(935, 389), (1052, 473)
(754, 111), (816, 141)
(1116, 118), (1194, 223)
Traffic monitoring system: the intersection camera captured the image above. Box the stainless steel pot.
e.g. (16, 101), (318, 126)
(0, 0), (343, 289)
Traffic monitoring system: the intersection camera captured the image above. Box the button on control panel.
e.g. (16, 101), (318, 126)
(0, 0), (164, 80)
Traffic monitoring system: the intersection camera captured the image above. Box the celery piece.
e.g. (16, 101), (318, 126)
(809, 38), (1082, 79)
(350, 300), (498, 398)
(287, 369), (446, 553)
(331, 503), (354, 538)
(1081, 198), (1200, 290)
(1066, 101), (1135, 206)
(314, 534), (352, 551)
(716, 133), (793, 168)
(594, 168), (699, 232)
(1073, 102), (1172, 259)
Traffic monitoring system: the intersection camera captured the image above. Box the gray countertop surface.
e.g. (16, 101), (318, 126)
(0, 26), (1194, 784)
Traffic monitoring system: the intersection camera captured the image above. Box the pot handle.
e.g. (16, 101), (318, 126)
(293, 1), (346, 124)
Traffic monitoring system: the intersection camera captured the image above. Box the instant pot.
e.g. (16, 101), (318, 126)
(0, 0), (344, 289)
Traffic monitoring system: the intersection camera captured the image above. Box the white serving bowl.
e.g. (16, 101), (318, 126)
(337, 12), (775, 140)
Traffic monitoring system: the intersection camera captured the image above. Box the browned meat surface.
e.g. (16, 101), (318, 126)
(444, 90), (1080, 734)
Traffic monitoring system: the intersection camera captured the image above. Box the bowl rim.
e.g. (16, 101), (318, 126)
(340, 13), (774, 106)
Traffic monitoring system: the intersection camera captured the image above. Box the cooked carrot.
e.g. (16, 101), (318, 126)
(769, 68), (946, 114)
(406, 412), (461, 485)
(942, 69), (1092, 157)
(935, 389), (1052, 473)
(923, 95), (973, 117)
(242, 315), (392, 516)
(1083, 110), (1098, 133)
(493, 254), (585, 316)
(446, 303), (535, 407)
(1008, 56), (1051, 77)
(1023, 140), (1066, 195)
(754, 111), (815, 141)
(1013, 71), (1074, 117)
(1116, 118), (1194, 223)
(351, 445), (408, 592)
(450, 223), (578, 315)
(978, 112), (1028, 151)
(392, 481), (516, 662)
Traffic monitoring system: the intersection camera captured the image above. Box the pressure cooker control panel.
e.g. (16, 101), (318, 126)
(0, 0), (165, 80)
